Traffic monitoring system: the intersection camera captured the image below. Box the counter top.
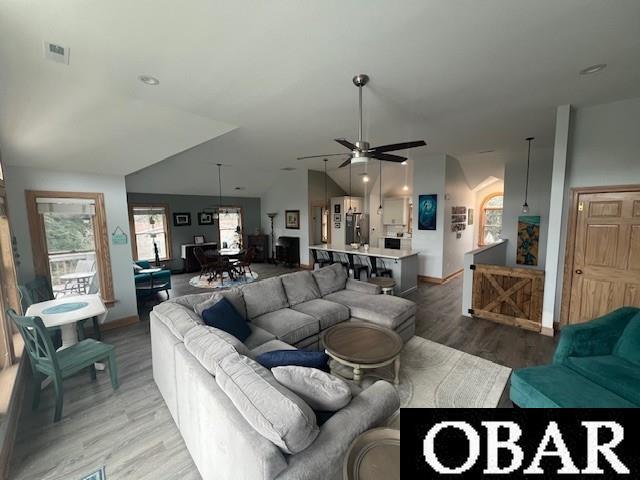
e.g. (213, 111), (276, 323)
(309, 243), (418, 260)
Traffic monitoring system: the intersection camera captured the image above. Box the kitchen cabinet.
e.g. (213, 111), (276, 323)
(382, 198), (408, 225)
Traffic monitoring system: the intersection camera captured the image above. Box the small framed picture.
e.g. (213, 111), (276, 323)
(334, 204), (341, 214)
(173, 212), (191, 226)
(468, 208), (474, 225)
(285, 210), (300, 229)
(334, 213), (341, 222)
(193, 235), (205, 244)
(334, 222), (341, 228)
(198, 211), (214, 225)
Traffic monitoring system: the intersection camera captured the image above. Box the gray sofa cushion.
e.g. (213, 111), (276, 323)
(184, 325), (249, 375)
(215, 353), (319, 454)
(193, 288), (247, 319)
(324, 290), (416, 329)
(250, 339), (296, 358)
(244, 324), (277, 350)
(280, 270), (321, 306)
(346, 278), (381, 295)
(152, 302), (203, 340)
(272, 366), (352, 411)
(167, 292), (213, 310)
(240, 277), (289, 319)
(312, 263), (347, 297)
(252, 309), (320, 345)
(292, 299), (350, 330)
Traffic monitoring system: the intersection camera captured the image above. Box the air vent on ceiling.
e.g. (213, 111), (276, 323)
(43, 41), (70, 65)
(281, 167), (296, 171)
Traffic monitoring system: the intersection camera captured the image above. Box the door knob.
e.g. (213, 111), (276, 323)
(575, 269), (583, 275)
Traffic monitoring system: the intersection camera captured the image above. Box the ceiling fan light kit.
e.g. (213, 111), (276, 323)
(297, 74), (427, 168)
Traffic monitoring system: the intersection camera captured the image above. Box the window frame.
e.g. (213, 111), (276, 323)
(0, 186), (19, 370)
(217, 206), (244, 249)
(128, 203), (172, 262)
(478, 192), (504, 247)
(25, 190), (116, 305)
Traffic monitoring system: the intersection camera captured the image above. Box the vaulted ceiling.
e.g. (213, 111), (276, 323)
(1, 1), (639, 197)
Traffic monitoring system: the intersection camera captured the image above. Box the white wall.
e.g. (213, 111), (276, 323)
(411, 154), (446, 278)
(443, 155), (475, 277)
(5, 166), (137, 322)
(261, 168), (310, 265)
(502, 146), (554, 268)
(552, 96), (640, 322)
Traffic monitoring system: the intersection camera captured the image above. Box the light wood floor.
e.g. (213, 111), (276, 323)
(10, 267), (557, 479)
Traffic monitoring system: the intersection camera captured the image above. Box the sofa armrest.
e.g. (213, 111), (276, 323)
(345, 278), (381, 295)
(553, 307), (637, 364)
(278, 381), (399, 480)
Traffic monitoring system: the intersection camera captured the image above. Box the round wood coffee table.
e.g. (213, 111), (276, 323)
(367, 277), (396, 295)
(343, 428), (400, 480)
(323, 322), (403, 385)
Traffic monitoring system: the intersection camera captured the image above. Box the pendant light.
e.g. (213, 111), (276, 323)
(377, 159), (383, 215)
(522, 137), (534, 214)
(347, 161), (353, 214)
(214, 163), (222, 219)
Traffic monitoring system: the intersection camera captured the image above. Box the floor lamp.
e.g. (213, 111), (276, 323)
(267, 212), (277, 263)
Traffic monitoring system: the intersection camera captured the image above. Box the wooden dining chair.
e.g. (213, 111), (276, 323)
(7, 309), (119, 423)
(194, 246), (217, 279)
(236, 247), (256, 277)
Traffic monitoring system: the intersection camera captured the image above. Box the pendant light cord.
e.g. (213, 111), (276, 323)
(378, 159), (382, 211)
(324, 159), (328, 210)
(524, 137), (533, 205)
(349, 162), (352, 212)
(217, 163), (222, 213)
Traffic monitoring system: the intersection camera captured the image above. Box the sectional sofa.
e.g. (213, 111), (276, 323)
(151, 264), (416, 479)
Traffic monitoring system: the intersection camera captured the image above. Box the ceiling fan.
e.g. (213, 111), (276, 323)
(297, 74), (427, 167)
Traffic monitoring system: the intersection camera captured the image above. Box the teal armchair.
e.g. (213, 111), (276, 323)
(134, 260), (171, 299)
(511, 307), (640, 408)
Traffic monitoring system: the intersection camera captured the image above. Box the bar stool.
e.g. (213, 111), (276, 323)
(332, 253), (351, 274)
(352, 255), (370, 280)
(368, 277), (396, 295)
(372, 257), (393, 278)
(316, 251), (332, 269)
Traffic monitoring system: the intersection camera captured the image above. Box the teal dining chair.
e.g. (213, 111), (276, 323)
(18, 284), (62, 350)
(7, 309), (119, 422)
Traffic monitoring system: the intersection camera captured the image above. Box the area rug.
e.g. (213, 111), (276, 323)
(80, 467), (106, 480)
(188, 272), (258, 289)
(351, 336), (511, 424)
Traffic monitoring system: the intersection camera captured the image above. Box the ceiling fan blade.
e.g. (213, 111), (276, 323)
(369, 140), (427, 153)
(334, 138), (357, 150)
(338, 158), (353, 168)
(297, 153), (351, 160)
(370, 152), (407, 163)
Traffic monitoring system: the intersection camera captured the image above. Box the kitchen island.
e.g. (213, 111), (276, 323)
(309, 244), (418, 297)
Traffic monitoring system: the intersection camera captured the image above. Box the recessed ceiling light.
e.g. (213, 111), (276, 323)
(361, 174), (370, 183)
(579, 64), (607, 75)
(478, 149), (495, 154)
(403, 185), (409, 191)
(138, 75), (160, 85)
(234, 186), (245, 191)
(281, 167), (296, 171)
(401, 161), (408, 166)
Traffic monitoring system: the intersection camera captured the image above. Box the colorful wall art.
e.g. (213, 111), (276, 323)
(517, 215), (540, 266)
(418, 194), (438, 230)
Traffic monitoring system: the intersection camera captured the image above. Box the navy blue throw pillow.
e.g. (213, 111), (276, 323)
(256, 350), (330, 371)
(201, 297), (251, 342)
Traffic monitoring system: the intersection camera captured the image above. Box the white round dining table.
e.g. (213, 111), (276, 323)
(25, 294), (106, 350)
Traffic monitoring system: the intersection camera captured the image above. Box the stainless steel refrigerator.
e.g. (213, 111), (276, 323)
(345, 213), (369, 244)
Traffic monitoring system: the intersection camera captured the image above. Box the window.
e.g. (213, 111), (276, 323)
(129, 205), (171, 261)
(0, 193), (19, 370)
(26, 191), (115, 304)
(479, 193), (503, 246)
(218, 207), (243, 249)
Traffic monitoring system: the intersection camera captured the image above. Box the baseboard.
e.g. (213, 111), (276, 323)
(419, 269), (463, 285)
(540, 325), (555, 337)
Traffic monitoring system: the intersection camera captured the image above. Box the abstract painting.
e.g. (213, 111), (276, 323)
(517, 215), (540, 265)
(468, 208), (474, 225)
(418, 194), (437, 230)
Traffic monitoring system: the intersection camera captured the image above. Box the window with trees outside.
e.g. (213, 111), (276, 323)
(129, 205), (171, 261)
(218, 207), (243, 249)
(479, 193), (504, 246)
